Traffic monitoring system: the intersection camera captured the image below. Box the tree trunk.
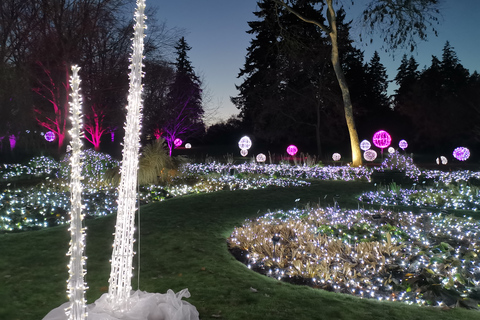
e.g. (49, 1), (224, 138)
(327, 0), (362, 167)
(315, 102), (322, 157)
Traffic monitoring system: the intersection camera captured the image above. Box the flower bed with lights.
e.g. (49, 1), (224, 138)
(0, 156), (60, 181)
(359, 184), (480, 211)
(182, 162), (372, 182)
(228, 206), (480, 308)
(372, 151), (421, 184)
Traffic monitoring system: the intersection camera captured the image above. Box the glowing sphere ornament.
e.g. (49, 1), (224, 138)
(45, 131), (56, 142)
(453, 147), (470, 161)
(364, 149), (377, 162)
(174, 138), (182, 147)
(240, 149), (248, 157)
(286, 145), (298, 156)
(238, 136), (252, 150)
(399, 139), (408, 150)
(372, 130), (391, 149)
(332, 153), (341, 161)
(436, 156), (448, 165)
(360, 140), (371, 151)
(388, 147), (395, 154)
(185, 143), (192, 149)
(256, 153), (266, 162)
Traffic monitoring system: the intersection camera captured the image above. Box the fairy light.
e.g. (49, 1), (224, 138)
(107, 0), (146, 310)
(65, 65), (87, 320)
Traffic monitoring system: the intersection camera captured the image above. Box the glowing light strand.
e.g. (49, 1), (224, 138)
(107, 0), (146, 310)
(65, 65), (88, 320)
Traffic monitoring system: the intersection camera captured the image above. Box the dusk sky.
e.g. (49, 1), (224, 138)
(148, 0), (480, 125)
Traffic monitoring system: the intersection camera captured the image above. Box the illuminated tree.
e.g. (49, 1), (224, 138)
(270, 0), (440, 166)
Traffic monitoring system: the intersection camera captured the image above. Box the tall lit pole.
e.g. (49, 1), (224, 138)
(66, 65), (87, 320)
(107, 0), (146, 310)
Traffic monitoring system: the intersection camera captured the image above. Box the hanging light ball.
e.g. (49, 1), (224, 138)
(364, 149), (377, 161)
(256, 153), (266, 162)
(453, 147), (470, 161)
(174, 138), (183, 147)
(238, 136), (252, 150)
(45, 131), (56, 142)
(399, 139), (408, 150)
(372, 130), (391, 149)
(286, 145), (298, 156)
(332, 153), (341, 161)
(360, 140), (371, 151)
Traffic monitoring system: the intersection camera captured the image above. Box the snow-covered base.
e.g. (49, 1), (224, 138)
(43, 289), (199, 320)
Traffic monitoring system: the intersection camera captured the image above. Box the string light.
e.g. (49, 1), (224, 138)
(107, 0), (146, 310)
(65, 65), (88, 320)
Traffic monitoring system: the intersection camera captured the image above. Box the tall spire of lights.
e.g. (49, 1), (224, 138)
(66, 65), (88, 320)
(108, 0), (146, 310)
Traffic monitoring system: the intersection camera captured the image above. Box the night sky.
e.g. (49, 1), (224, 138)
(148, 0), (480, 124)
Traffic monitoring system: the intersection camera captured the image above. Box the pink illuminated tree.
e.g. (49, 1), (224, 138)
(33, 61), (70, 151)
(83, 103), (114, 151)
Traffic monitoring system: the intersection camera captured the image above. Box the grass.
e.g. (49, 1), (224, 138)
(1, 180), (479, 319)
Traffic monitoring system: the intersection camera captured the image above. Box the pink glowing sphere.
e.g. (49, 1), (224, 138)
(364, 149), (377, 161)
(332, 153), (341, 161)
(240, 149), (248, 157)
(453, 147), (470, 161)
(174, 138), (183, 147)
(256, 153), (266, 162)
(360, 140), (371, 151)
(286, 145), (298, 156)
(399, 139), (408, 150)
(238, 136), (252, 150)
(45, 131), (56, 142)
(372, 130), (391, 149)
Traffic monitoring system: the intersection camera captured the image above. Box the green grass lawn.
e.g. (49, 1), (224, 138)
(1, 180), (479, 319)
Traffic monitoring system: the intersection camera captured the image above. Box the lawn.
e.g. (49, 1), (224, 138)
(1, 180), (479, 320)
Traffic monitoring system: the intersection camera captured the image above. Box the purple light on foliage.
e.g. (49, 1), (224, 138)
(372, 130), (391, 149)
(453, 147), (470, 161)
(45, 131), (56, 142)
(360, 140), (371, 151)
(174, 138), (182, 147)
(286, 145), (298, 156)
(399, 139), (408, 150)
(9, 135), (16, 150)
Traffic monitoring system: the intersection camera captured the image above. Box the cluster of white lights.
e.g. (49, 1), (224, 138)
(65, 65), (87, 319)
(108, 0), (146, 310)
(229, 206), (480, 307)
(376, 151), (421, 180)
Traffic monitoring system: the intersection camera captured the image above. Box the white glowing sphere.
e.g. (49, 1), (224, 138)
(256, 153), (266, 162)
(399, 139), (408, 150)
(185, 143), (191, 149)
(364, 149), (377, 161)
(388, 147), (395, 154)
(240, 149), (248, 157)
(332, 153), (341, 161)
(436, 156), (448, 165)
(238, 136), (252, 150)
(360, 140), (371, 151)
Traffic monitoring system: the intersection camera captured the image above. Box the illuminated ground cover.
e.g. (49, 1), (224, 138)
(228, 206), (480, 309)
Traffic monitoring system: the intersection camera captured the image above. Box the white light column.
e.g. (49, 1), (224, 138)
(66, 65), (87, 320)
(107, 0), (146, 310)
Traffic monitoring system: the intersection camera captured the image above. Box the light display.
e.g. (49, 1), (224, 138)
(332, 153), (341, 161)
(286, 145), (298, 156)
(372, 130), (391, 149)
(256, 153), (266, 162)
(399, 139), (408, 150)
(453, 147), (470, 161)
(363, 149), (377, 161)
(359, 140), (371, 151)
(45, 131), (56, 142)
(9, 135), (16, 150)
(65, 65), (87, 320)
(387, 147), (395, 154)
(240, 149), (248, 157)
(238, 136), (252, 150)
(174, 138), (182, 147)
(435, 156), (448, 165)
(185, 143), (191, 149)
(108, 0), (146, 310)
